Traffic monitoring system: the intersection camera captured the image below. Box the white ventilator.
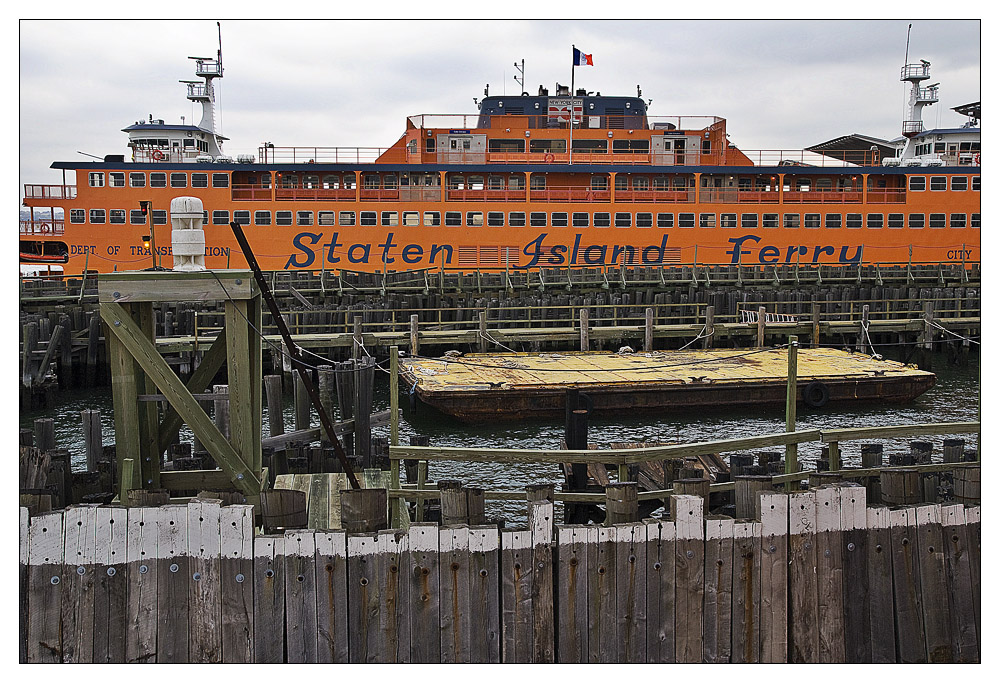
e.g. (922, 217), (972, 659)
(170, 196), (206, 271)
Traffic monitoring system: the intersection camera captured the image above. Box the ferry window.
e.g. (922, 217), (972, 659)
(815, 178), (833, 191)
(591, 176), (609, 191)
(972, 176), (980, 191)
(572, 139), (608, 153)
(509, 175), (524, 190)
(929, 213), (946, 229)
(110, 209), (126, 224)
(487, 212), (504, 227)
(866, 214), (883, 229)
(488, 139), (525, 154)
(152, 210), (167, 225)
(530, 175), (547, 191)
(908, 176), (925, 191)
(633, 177), (649, 191)
(468, 176), (484, 191)
(70, 209), (85, 224)
(447, 176), (465, 190)
(552, 212), (569, 227)
(319, 211), (336, 226)
(795, 179), (811, 192)
(279, 175), (297, 189)
(825, 214), (841, 229)
(488, 176), (505, 190)
(425, 137), (435, 153)
(360, 211), (377, 226)
(611, 139), (650, 153)
(255, 211), (272, 226)
(233, 210), (250, 226)
(653, 177), (670, 190)
(783, 214), (800, 229)
(451, 137), (472, 150)
(615, 176), (629, 191)
(934, 143), (945, 153)
(678, 213), (695, 228)
(615, 213), (632, 228)
(741, 214), (758, 229)
(636, 213), (653, 228)
(574, 212), (590, 228)
(342, 175), (356, 190)
(382, 212), (399, 226)
(720, 214), (737, 228)
(951, 177), (968, 191)
(193, 173), (209, 188)
(466, 212), (483, 227)
(109, 172), (125, 188)
(846, 214), (862, 229)
(509, 212), (526, 227)
(402, 212), (419, 227)
(950, 214), (966, 228)
(276, 211), (293, 226)
(595, 212), (612, 228)
(88, 172), (104, 188)
(888, 214), (904, 229)
(89, 209), (106, 224)
(530, 212), (547, 227)
(657, 213), (674, 229)
(297, 211), (314, 226)
(303, 175), (319, 189)
(339, 212), (356, 226)
(971, 213), (980, 228)
(212, 211), (230, 225)
(150, 173), (167, 188)
(908, 214), (924, 229)
(445, 212), (462, 227)
(170, 173), (187, 188)
(423, 212), (440, 227)
(929, 176), (947, 191)
(130, 172), (146, 188)
(384, 175), (399, 190)
(699, 213), (716, 228)
(762, 214), (779, 228)
(212, 173), (229, 189)
(529, 139), (566, 154)
(323, 175), (340, 189)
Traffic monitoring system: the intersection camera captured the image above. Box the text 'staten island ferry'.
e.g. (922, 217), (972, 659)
(21, 42), (980, 275)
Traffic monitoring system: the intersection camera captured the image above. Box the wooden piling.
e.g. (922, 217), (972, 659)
(293, 373), (310, 433)
(703, 305), (715, 349)
(756, 306), (766, 348)
(943, 438), (965, 463)
(735, 475), (772, 519)
(340, 488), (387, 533)
(81, 409), (102, 472)
(478, 311), (487, 352)
(264, 374), (285, 437)
(910, 440), (933, 464)
(318, 365), (336, 443)
(409, 314), (420, 356)
(33, 418), (55, 454)
(605, 482), (638, 524)
(579, 307), (589, 351)
(881, 469), (920, 506)
(644, 307), (654, 352)
(673, 478), (710, 515)
(952, 465), (980, 505)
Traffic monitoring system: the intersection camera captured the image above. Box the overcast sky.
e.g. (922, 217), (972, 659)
(19, 18), (979, 186)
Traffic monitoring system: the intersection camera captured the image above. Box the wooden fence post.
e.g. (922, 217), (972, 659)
(785, 335), (798, 489)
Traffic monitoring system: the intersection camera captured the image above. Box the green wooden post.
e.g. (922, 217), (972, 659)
(389, 346), (402, 527)
(119, 458), (135, 505)
(784, 335), (799, 491)
(225, 300), (255, 476)
(828, 440), (841, 471)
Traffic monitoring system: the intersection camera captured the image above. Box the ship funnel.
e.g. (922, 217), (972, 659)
(170, 196), (206, 271)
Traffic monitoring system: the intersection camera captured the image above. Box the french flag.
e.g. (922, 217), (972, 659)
(573, 47), (593, 66)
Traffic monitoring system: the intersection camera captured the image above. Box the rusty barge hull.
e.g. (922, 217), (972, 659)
(399, 349), (936, 423)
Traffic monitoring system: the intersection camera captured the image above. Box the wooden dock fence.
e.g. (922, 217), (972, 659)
(21, 486), (979, 663)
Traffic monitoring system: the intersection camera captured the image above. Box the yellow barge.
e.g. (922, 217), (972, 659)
(399, 348), (936, 422)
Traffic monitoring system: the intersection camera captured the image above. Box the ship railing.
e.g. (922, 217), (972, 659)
(231, 185), (273, 201)
(865, 189), (908, 204)
(273, 187), (359, 201)
(20, 219), (66, 235)
(781, 189), (865, 204)
(407, 114), (723, 132)
(615, 189), (695, 203)
(258, 146), (392, 164)
(736, 296), (978, 323)
(698, 188), (781, 204)
(23, 184), (77, 200)
(739, 150), (877, 167)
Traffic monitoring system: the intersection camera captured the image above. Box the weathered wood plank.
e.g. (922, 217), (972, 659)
(788, 491), (818, 663)
(377, 529), (409, 663)
(27, 511), (64, 663)
(19, 508), (29, 664)
(407, 523), (440, 662)
(529, 500), (555, 663)
(187, 499), (223, 663)
(220, 505), (254, 663)
(588, 525), (616, 662)
(940, 504), (979, 662)
(758, 493), (788, 663)
(814, 486), (845, 663)
(731, 520), (761, 663)
(93, 506), (128, 663)
(890, 507), (926, 663)
(315, 530), (349, 663)
(556, 525), (592, 663)
(703, 516), (733, 663)
(645, 519), (676, 663)
(468, 525), (501, 663)
(865, 506), (895, 662)
(915, 504), (953, 662)
(60, 505), (97, 663)
(125, 506), (159, 663)
(440, 525), (471, 663)
(253, 535), (286, 663)
(156, 504), (189, 662)
(672, 495), (704, 663)
(614, 522), (646, 663)
(284, 530), (319, 662)
(966, 506), (980, 642)
(347, 532), (380, 662)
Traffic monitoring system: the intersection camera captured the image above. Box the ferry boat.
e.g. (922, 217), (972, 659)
(21, 46), (980, 276)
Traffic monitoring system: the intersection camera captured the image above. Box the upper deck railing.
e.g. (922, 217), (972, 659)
(407, 114), (724, 131)
(23, 184), (77, 199)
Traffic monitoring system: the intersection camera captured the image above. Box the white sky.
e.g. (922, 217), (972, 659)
(19, 17), (980, 186)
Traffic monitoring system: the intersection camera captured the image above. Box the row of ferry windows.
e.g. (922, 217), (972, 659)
(69, 209), (981, 230)
(909, 176), (979, 191)
(88, 172), (230, 188)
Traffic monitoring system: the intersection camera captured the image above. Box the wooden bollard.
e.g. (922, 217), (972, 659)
(526, 482), (555, 503)
(478, 311), (487, 352)
(263, 374), (285, 437)
(438, 480), (468, 525)
(943, 439), (965, 463)
(340, 488), (388, 533)
(293, 372), (310, 432)
(644, 307), (654, 352)
(880, 469), (920, 506)
(261, 489), (308, 533)
(757, 451), (781, 468)
(673, 478), (710, 514)
(409, 314), (420, 356)
(909, 441), (933, 464)
(466, 486), (486, 525)
(579, 307), (590, 352)
(127, 489), (170, 507)
(33, 418), (55, 454)
(730, 454), (754, 476)
(19, 429), (33, 448)
(860, 443), (883, 503)
(756, 306), (766, 348)
(703, 305), (715, 349)
(605, 482), (638, 524)
(952, 465), (980, 505)
(734, 475), (772, 519)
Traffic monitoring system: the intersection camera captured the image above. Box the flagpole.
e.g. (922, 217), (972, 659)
(570, 45), (575, 165)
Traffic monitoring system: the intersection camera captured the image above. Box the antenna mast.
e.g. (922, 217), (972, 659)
(514, 59), (525, 95)
(904, 23), (912, 64)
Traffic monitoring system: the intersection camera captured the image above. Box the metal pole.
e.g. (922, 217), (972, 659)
(784, 335), (798, 491)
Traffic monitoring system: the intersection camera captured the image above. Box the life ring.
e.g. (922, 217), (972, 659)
(544, 153), (554, 163)
(39, 223), (50, 233)
(974, 153), (980, 165)
(151, 150), (165, 161)
(802, 381), (830, 408)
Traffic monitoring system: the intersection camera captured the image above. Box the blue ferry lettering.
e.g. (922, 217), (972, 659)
(285, 231), (323, 269)
(523, 233), (670, 267)
(70, 244), (97, 255)
(946, 248), (974, 260)
(283, 231), (455, 270)
(727, 235), (864, 264)
(129, 244), (174, 256)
